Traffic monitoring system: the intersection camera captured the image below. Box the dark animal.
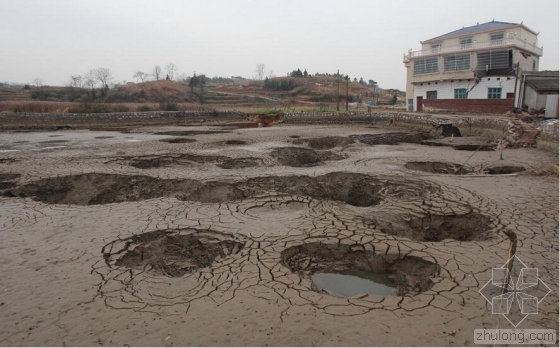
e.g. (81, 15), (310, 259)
(435, 123), (461, 137)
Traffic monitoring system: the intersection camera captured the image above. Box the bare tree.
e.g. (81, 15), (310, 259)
(255, 63), (266, 81)
(152, 65), (162, 80)
(92, 67), (113, 88)
(165, 62), (177, 80)
(268, 69), (275, 78)
(32, 78), (43, 87)
(67, 75), (83, 88)
(133, 71), (149, 82)
(84, 71), (97, 97)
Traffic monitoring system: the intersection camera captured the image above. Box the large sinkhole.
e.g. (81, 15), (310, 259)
(405, 161), (472, 175)
(281, 243), (439, 297)
(3, 172), (436, 206)
(103, 229), (245, 277)
(269, 147), (347, 167)
(371, 211), (495, 242)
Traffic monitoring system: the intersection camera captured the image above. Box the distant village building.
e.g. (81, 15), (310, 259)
(403, 20), (545, 114)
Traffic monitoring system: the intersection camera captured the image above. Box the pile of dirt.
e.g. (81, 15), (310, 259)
(216, 157), (262, 169)
(160, 138), (197, 144)
(127, 154), (227, 169)
(281, 242), (439, 296)
(484, 166), (526, 175)
(154, 130), (231, 136)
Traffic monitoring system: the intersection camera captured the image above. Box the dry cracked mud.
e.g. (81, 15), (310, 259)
(0, 124), (557, 347)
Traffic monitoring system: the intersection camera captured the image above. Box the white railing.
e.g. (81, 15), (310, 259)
(404, 37), (543, 60)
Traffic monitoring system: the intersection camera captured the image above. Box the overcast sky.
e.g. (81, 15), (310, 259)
(1, 0), (558, 89)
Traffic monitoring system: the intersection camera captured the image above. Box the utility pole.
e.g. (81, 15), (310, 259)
(512, 62), (519, 109)
(345, 77), (349, 111)
(336, 69), (340, 111)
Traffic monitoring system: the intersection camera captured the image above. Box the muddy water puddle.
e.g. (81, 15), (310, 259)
(312, 269), (396, 297)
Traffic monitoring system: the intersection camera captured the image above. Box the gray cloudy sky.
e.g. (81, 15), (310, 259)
(1, 0), (558, 89)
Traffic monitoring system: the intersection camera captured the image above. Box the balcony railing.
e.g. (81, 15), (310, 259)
(403, 37), (543, 61)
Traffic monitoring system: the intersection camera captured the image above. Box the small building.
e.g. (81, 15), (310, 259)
(403, 20), (543, 113)
(518, 71), (559, 118)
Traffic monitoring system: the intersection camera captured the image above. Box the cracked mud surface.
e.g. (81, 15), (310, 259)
(405, 161), (472, 175)
(0, 124), (557, 346)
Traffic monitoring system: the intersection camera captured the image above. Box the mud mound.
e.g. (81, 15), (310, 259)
(5, 172), (436, 207)
(95, 136), (115, 139)
(306, 136), (354, 150)
(281, 243), (439, 296)
(404, 161), (472, 175)
(270, 147), (347, 167)
(154, 130), (231, 136)
(217, 157), (262, 169)
(39, 140), (69, 144)
(104, 229), (245, 277)
(350, 132), (432, 145)
(0, 173), (20, 190)
(376, 212), (494, 242)
(160, 138), (197, 144)
(484, 166), (525, 174)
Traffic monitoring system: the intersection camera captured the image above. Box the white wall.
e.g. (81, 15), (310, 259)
(412, 77), (516, 110)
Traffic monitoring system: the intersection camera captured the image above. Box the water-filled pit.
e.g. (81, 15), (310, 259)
(281, 243), (439, 297)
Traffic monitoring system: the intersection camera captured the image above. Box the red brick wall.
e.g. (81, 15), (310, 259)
(423, 99), (513, 114)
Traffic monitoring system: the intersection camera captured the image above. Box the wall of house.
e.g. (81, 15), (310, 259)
(412, 77), (516, 110)
(422, 99), (512, 113)
(522, 88), (548, 110)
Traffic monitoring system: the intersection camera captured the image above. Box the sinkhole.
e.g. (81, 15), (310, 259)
(103, 229), (245, 277)
(281, 243), (439, 297)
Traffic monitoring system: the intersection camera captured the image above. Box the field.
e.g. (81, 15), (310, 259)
(0, 117), (558, 346)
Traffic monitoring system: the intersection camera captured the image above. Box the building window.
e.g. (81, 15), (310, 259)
(413, 57), (439, 75)
(477, 49), (509, 70)
(490, 32), (504, 45)
(427, 91), (438, 99)
(454, 89), (468, 99)
(444, 53), (471, 71)
(431, 43), (442, 53)
(459, 37), (472, 49)
(488, 88), (502, 99)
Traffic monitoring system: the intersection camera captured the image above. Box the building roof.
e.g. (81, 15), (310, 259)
(422, 21), (533, 43)
(526, 78), (559, 93)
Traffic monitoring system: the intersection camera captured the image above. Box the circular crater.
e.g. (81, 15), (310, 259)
(224, 140), (247, 145)
(375, 211), (494, 242)
(484, 166), (526, 174)
(5, 172), (437, 207)
(350, 132), (433, 145)
(103, 229), (245, 277)
(270, 147), (347, 167)
(281, 243), (439, 297)
(452, 144), (495, 151)
(405, 161), (472, 175)
(0, 173), (21, 190)
(160, 138), (197, 144)
(154, 130), (231, 136)
(216, 157), (262, 169)
(306, 136), (354, 150)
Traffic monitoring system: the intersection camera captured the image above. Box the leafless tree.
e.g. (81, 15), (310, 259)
(152, 65), (162, 80)
(84, 71), (97, 90)
(133, 71), (149, 82)
(32, 78), (43, 87)
(67, 75), (83, 88)
(165, 62), (177, 80)
(255, 63), (266, 81)
(92, 67), (113, 88)
(268, 69), (275, 78)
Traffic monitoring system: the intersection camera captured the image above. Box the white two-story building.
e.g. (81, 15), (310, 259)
(403, 20), (543, 113)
